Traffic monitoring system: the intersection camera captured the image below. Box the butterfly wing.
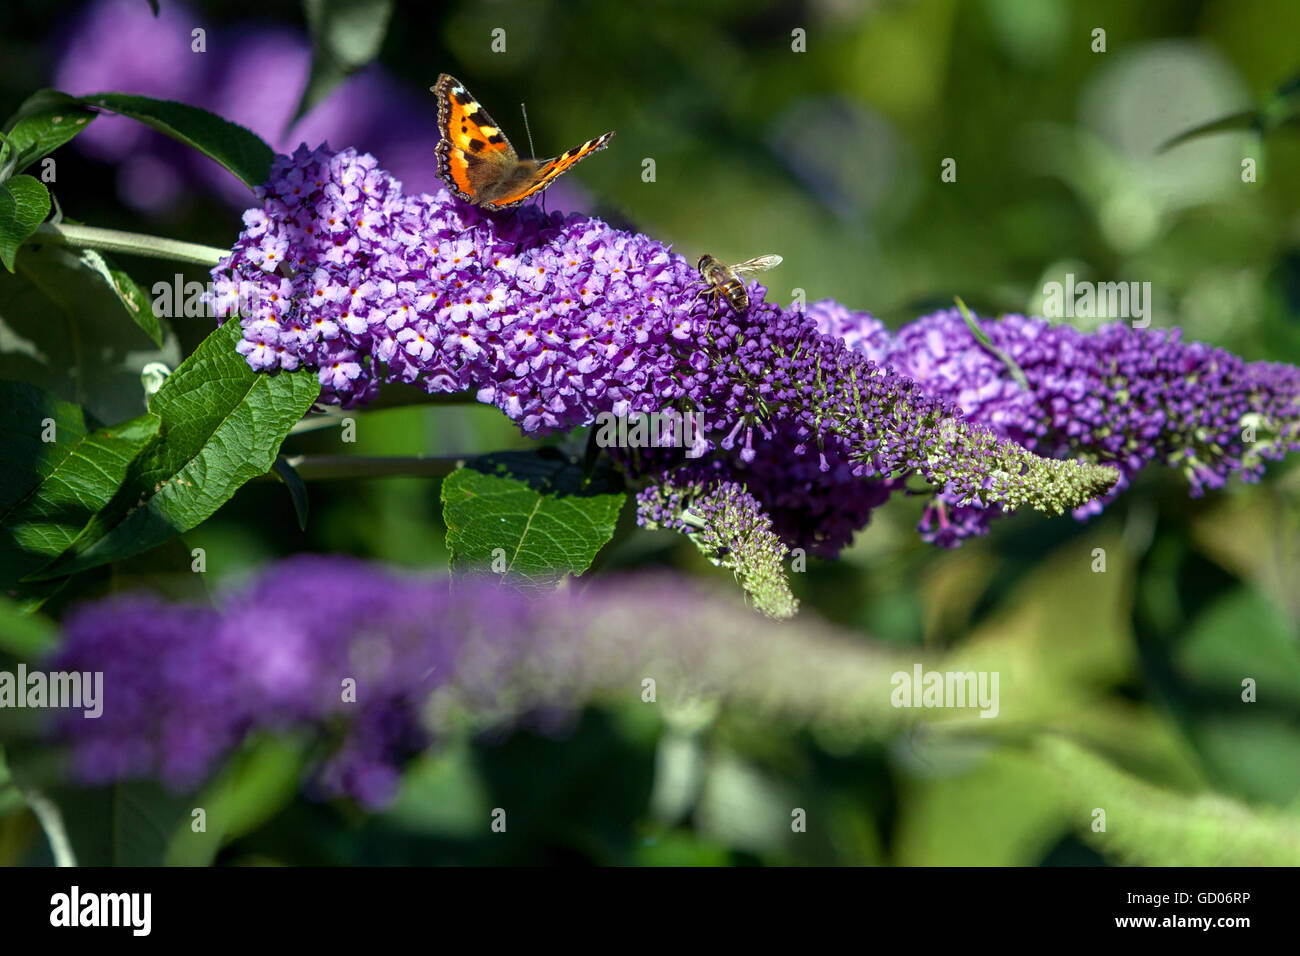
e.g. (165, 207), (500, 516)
(433, 74), (519, 203)
(731, 255), (783, 276)
(479, 130), (617, 209)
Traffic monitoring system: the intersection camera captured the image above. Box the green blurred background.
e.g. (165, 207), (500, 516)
(2, 0), (1299, 865)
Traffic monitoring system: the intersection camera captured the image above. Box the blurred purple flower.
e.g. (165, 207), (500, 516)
(53, 0), (206, 162)
(199, 28), (444, 204)
(49, 556), (516, 807)
(52, 0), (445, 212)
(47, 555), (912, 807)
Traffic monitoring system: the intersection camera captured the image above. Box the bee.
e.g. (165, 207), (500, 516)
(696, 253), (783, 313)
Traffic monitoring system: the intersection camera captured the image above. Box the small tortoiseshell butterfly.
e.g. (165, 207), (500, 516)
(431, 73), (615, 210)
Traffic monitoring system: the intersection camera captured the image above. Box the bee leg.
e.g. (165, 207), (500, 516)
(694, 282), (722, 308)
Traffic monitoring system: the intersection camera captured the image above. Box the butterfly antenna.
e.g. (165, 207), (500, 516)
(520, 102), (537, 159)
(520, 102), (547, 217)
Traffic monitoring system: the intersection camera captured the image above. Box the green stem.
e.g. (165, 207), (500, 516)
(18, 786), (77, 867)
(266, 455), (467, 481)
(30, 222), (228, 267)
(288, 389), (482, 433)
(363, 381), (481, 410)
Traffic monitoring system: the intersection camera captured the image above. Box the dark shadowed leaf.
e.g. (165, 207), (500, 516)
(78, 92), (274, 190)
(289, 0), (395, 128)
(5, 243), (180, 424)
(271, 455), (310, 530)
(0, 400), (160, 588)
(441, 449), (625, 590)
(34, 248), (160, 346)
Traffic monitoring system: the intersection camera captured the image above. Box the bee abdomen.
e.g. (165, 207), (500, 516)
(723, 281), (748, 311)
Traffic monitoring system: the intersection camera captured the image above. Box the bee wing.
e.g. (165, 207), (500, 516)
(731, 255), (783, 276)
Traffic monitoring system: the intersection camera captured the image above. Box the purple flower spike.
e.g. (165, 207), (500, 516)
(215, 143), (1300, 563)
(210, 144), (1120, 560)
(813, 304), (1300, 547)
(638, 474), (799, 618)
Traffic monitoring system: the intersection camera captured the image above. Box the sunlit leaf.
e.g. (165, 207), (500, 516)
(0, 176), (49, 272)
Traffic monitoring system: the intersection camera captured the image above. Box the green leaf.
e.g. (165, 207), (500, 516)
(1190, 713), (1300, 807)
(379, 744), (489, 836)
(271, 455), (309, 530)
(0, 90), (97, 178)
(6, 243), (181, 423)
(64, 782), (193, 867)
(694, 749), (801, 858)
(18, 246), (158, 345)
(164, 735), (306, 866)
(0, 176), (50, 272)
(0, 575), (68, 617)
(78, 93), (274, 190)
(71, 249), (162, 346)
(0, 380), (86, 511)
(0, 386), (90, 609)
(0, 405), (161, 588)
(977, 532), (1133, 678)
(441, 449), (625, 590)
(19, 246), (161, 347)
(1274, 71), (1300, 101)
(31, 321), (320, 577)
(954, 296), (1029, 391)
(290, 0), (395, 128)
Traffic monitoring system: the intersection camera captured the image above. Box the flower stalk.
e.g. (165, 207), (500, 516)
(31, 222), (229, 267)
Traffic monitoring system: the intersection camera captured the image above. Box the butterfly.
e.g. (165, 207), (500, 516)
(431, 73), (615, 210)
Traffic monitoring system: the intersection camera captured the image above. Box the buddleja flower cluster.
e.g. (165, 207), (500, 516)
(46, 556), (905, 808)
(807, 304), (1300, 547)
(210, 144), (1121, 565)
(208, 143), (701, 426)
(637, 475), (798, 619)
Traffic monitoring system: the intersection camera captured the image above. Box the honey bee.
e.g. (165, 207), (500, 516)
(696, 253), (783, 313)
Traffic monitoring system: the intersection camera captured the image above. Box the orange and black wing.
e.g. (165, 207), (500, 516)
(481, 130), (616, 209)
(432, 73), (518, 203)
